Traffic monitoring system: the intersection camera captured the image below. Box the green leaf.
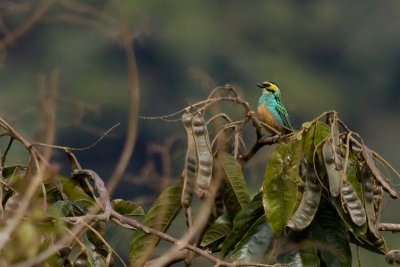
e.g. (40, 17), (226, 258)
(219, 152), (251, 217)
(263, 144), (299, 236)
(50, 199), (88, 217)
(331, 197), (367, 236)
(201, 213), (232, 251)
(59, 176), (95, 208)
(332, 194), (386, 256)
(278, 239), (319, 267)
(46, 183), (64, 204)
(303, 121), (316, 164)
(287, 137), (305, 187)
(313, 121), (331, 162)
(112, 199), (144, 216)
(310, 199), (352, 267)
(222, 192), (264, 256)
(82, 232), (106, 267)
(130, 180), (183, 267)
(346, 154), (363, 200)
(313, 121), (331, 147)
(230, 216), (274, 262)
(2, 165), (27, 180)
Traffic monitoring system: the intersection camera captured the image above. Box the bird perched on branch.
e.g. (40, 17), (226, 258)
(257, 81), (292, 133)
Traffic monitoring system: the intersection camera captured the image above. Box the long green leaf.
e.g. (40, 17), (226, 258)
(219, 152), (250, 217)
(346, 154), (363, 200)
(330, 196), (385, 255)
(313, 121), (331, 147)
(230, 216), (274, 263)
(112, 199), (144, 216)
(200, 213), (232, 251)
(59, 176), (96, 208)
(222, 192), (264, 256)
(263, 144), (298, 236)
(287, 137), (305, 187)
(310, 199), (352, 267)
(303, 121), (316, 164)
(331, 197), (367, 236)
(130, 180), (183, 267)
(313, 121), (331, 163)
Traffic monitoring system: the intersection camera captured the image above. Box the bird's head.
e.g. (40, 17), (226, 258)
(257, 81), (280, 95)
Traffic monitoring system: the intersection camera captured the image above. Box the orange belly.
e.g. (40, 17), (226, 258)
(257, 105), (282, 132)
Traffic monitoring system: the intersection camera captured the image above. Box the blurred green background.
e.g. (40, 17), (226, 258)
(0, 0), (399, 266)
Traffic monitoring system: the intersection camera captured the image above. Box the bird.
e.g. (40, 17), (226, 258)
(256, 81), (292, 133)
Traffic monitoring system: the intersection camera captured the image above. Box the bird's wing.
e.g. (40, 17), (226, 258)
(275, 103), (292, 129)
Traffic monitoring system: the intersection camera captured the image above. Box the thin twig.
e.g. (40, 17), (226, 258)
(30, 122), (120, 151)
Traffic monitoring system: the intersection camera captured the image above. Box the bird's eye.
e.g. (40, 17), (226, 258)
(264, 83), (271, 88)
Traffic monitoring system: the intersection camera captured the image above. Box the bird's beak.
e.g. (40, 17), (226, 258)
(256, 84), (263, 88)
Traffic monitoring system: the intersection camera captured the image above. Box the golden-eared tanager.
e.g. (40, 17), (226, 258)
(257, 81), (292, 132)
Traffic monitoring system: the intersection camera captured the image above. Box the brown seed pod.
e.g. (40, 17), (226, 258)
(386, 250), (400, 265)
(362, 145), (398, 198)
(330, 115), (344, 171)
(323, 139), (342, 197)
(192, 112), (213, 195)
(287, 171), (322, 231)
(181, 110), (197, 208)
(361, 164), (381, 239)
(341, 181), (366, 226)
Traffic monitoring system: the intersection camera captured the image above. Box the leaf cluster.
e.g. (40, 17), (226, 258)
(132, 89), (400, 266)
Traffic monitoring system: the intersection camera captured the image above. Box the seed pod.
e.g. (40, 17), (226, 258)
(341, 181), (366, 226)
(323, 139), (342, 197)
(373, 184), (383, 222)
(330, 115), (344, 171)
(287, 171), (322, 231)
(192, 112), (213, 194)
(361, 164), (381, 239)
(386, 250), (400, 265)
(362, 146), (398, 198)
(181, 110), (197, 208)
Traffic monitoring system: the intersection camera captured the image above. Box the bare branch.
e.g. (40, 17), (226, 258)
(0, 0), (56, 51)
(107, 28), (140, 194)
(379, 223), (400, 232)
(110, 210), (280, 267)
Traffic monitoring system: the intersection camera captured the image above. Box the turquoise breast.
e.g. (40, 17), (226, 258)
(258, 94), (284, 125)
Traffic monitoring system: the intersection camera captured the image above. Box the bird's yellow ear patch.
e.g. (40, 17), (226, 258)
(262, 81), (278, 92)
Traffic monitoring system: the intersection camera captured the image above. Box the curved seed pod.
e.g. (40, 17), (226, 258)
(181, 110), (197, 208)
(287, 171), (322, 231)
(192, 112), (213, 194)
(373, 184), (383, 222)
(361, 164), (381, 239)
(362, 146), (398, 198)
(341, 181), (366, 226)
(322, 139), (341, 197)
(386, 250), (400, 265)
(330, 116), (344, 170)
